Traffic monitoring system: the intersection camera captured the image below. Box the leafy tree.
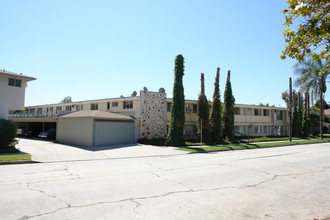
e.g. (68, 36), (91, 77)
(223, 70), (235, 140)
(302, 110), (312, 137)
(60, 96), (73, 103)
(258, 103), (270, 107)
(281, 1), (330, 64)
(166, 54), (185, 146)
(315, 99), (330, 109)
(281, 90), (290, 108)
(197, 73), (210, 143)
(209, 68), (222, 143)
(292, 55), (329, 138)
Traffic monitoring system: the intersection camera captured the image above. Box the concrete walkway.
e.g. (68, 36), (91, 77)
(16, 138), (188, 163)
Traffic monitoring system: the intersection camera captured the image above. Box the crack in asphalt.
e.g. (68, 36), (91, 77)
(20, 166), (330, 219)
(64, 165), (81, 179)
(130, 199), (142, 220)
(151, 171), (193, 191)
(26, 183), (71, 208)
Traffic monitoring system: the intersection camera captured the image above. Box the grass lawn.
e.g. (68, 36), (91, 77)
(239, 136), (301, 143)
(0, 154), (31, 161)
(178, 138), (330, 152)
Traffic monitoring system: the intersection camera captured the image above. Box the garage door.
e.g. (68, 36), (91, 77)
(94, 121), (134, 146)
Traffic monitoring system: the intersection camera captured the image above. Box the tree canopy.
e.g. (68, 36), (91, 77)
(60, 96), (73, 103)
(293, 55), (329, 100)
(281, 0), (330, 67)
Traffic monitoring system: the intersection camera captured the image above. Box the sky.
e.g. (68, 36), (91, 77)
(1, 0), (329, 107)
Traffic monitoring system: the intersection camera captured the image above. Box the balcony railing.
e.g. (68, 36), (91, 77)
(8, 112), (59, 118)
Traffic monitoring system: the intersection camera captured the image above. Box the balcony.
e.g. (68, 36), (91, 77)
(8, 112), (59, 119)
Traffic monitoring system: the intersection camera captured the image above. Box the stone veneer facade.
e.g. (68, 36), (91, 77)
(139, 90), (167, 139)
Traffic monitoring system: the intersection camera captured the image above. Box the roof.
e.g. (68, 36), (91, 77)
(58, 110), (134, 121)
(25, 96), (139, 108)
(0, 69), (36, 82)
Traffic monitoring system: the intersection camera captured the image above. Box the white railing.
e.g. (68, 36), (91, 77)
(8, 112), (59, 118)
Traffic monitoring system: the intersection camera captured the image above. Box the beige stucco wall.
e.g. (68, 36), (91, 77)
(234, 115), (272, 124)
(57, 118), (94, 147)
(0, 75), (27, 119)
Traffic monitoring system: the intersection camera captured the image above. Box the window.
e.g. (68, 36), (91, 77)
(8, 78), (22, 87)
(185, 104), (192, 112)
(56, 106), (62, 111)
(167, 103), (172, 112)
(264, 126), (269, 133)
(123, 101), (133, 109)
(76, 105), (83, 111)
(246, 108), (253, 115)
(276, 110), (283, 120)
(107, 103), (110, 110)
(234, 126), (239, 132)
(255, 126), (259, 133)
(184, 126), (194, 135)
(263, 109), (270, 116)
(192, 125), (197, 135)
(112, 102), (118, 107)
(234, 108), (240, 115)
(240, 126), (246, 133)
(91, 104), (98, 110)
(254, 109), (262, 116)
(193, 104), (197, 113)
(50, 107), (53, 112)
(65, 106), (72, 111)
(37, 108), (42, 113)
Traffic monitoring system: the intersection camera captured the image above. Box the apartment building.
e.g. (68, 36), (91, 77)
(9, 89), (289, 146)
(0, 69), (36, 119)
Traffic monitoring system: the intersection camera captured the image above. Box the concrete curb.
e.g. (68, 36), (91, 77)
(0, 160), (40, 165)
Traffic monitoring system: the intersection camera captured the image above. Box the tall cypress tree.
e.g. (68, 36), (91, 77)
(223, 70), (235, 140)
(302, 92), (312, 137)
(292, 91), (302, 137)
(197, 73), (210, 143)
(210, 67), (222, 143)
(166, 54), (185, 146)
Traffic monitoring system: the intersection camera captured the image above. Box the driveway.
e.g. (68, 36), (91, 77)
(16, 138), (187, 162)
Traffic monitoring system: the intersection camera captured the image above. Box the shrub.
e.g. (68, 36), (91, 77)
(0, 119), (18, 148)
(138, 138), (166, 146)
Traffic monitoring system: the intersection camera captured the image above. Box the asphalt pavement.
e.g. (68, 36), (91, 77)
(1, 141), (330, 219)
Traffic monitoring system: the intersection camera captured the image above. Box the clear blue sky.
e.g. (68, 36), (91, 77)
(1, 0), (328, 107)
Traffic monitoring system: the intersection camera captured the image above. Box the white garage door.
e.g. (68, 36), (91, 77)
(94, 121), (134, 146)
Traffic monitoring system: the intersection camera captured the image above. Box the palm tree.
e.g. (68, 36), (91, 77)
(294, 55), (329, 102)
(293, 55), (329, 138)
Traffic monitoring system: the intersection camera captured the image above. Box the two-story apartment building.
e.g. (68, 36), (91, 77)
(234, 104), (288, 137)
(10, 89), (289, 146)
(0, 69), (36, 119)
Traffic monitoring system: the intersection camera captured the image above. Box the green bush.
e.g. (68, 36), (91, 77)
(0, 119), (18, 148)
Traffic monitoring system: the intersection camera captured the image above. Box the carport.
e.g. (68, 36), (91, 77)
(57, 110), (135, 147)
